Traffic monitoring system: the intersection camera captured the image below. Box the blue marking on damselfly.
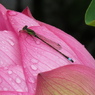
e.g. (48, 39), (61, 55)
(23, 26), (74, 62)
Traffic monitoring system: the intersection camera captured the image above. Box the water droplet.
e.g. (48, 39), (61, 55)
(30, 65), (37, 70)
(8, 11), (17, 16)
(34, 88), (36, 91)
(25, 87), (28, 91)
(18, 93), (22, 95)
(22, 20), (26, 24)
(16, 89), (23, 92)
(58, 58), (64, 63)
(4, 67), (8, 70)
(28, 77), (35, 83)
(30, 24), (33, 26)
(3, 87), (8, 91)
(23, 65), (26, 68)
(0, 87), (2, 91)
(0, 60), (4, 65)
(35, 40), (41, 45)
(1, 41), (5, 44)
(9, 78), (12, 81)
(34, 47), (38, 50)
(7, 39), (15, 46)
(11, 22), (15, 25)
(0, 78), (2, 83)
(16, 77), (21, 84)
(11, 82), (15, 85)
(33, 73), (37, 76)
(2, 12), (5, 15)
(3, 30), (8, 33)
(9, 36), (13, 39)
(31, 58), (38, 63)
(10, 18), (13, 21)
(2, 46), (5, 49)
(8, 70), (12, 74)
(5, 49), (8, 52)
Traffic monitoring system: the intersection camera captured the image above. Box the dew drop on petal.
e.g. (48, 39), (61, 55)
(33, 73), (37, 77)
(34, 48), (38, 50)
(1, 41), (5, 44)
(22, 20), (26, 24)
(0, 87), (2, 91)
(31, 58), (38, 63)
(2, 12), (5, 15)
(11, 82), (15, 85)
(8, 70), (13, 74)
(3, 30), (8, 33)
(25, 87), (28, 92)
(3, 87), (8, 91)
(16, 89), (23, 92)
(7, 39), (15, 46)
(34, 88), (36, 91)
(4, 67), (8, 70)
(0, 60), (4, 65)
(0, 78), (2, 83)
(9, 78), (12, 81)
(15, 77), (21, 84)
(35, 40), (41, 45)
(58, 58), (65, 63)
(11, 22), (15, 25)
(9, 36), (13, 39)
(8, 11), (17, 16)
(28, 77), (35, 83)
(30, 65), (38, 71)
(18, 93), (22, 95)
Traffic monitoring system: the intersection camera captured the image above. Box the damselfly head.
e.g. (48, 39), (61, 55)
(22, 25), (36, 36)
(23, 25), (28, 30)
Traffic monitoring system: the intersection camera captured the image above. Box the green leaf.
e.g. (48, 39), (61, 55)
(85, 0), (95, 27)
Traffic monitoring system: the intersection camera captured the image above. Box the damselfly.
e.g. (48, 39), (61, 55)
(23, 26), (74, 62)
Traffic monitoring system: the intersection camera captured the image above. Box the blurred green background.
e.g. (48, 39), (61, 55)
(0, 0), (95, 58)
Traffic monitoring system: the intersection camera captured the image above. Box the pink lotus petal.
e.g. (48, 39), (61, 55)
(0, 91), (34, 95)
(0, 30), (21, 66)
(0, 4), (7, 13)
(36, 64), (95, 95)
(0, 4), (7, 30)
(0, 4), (95, 95)
(0, 65), (27, 92)
(6, 10), (39, 35)
(22, 7), (34, 18)
(37, 21), (95, 68)
(0, 30), (27, 92)
(21, 7), (95, 68)
(0, 4), (15, 31)
(19, 25), (85, 94)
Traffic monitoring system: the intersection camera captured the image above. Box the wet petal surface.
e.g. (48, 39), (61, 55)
(7, 10), (39, 34)
(0, 30), (27, 92)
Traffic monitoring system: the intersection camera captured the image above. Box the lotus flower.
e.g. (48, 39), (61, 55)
(0, 4), (95, 95)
